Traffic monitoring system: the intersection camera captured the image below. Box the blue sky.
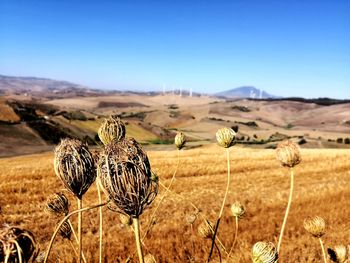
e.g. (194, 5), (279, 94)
(0, 0), (349, 98)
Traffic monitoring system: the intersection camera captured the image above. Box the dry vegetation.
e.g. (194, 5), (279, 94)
(0, 144), (349, 262)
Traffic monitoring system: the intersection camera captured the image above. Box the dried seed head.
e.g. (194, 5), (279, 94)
(252, 241), (278, 263)
(198, 219), (215, 239)
(54, 139), (96, 199)
(303, 216), (326, 238)
(216, 127), (236, 148)
(144, 253), (157, 263)
(0, 225), (38, 262)
(276, 140), (301, 168)
(97, 138), (158, 217)
(58, 221), (72, 240)
(328, 245), (348, 263)
(98, 116), (126, 146)
(231, 201), (245, 218)
(44, 193), (69, 216)
(174, 132), (186, 150)
(186, 213), (198, 225)
(119, 214), (132, 227)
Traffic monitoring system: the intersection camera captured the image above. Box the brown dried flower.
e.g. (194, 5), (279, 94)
(174, 132), (186, 150)
(216, 127), (236, 148)
(44, 193), (69, 216)
(98, 116), (126, 146)
(276, 140), (301, 168)
(252, 241), (278, 263)
(304, 216), (326, 238)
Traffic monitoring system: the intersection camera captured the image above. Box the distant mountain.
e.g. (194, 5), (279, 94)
(0, 74), (113, 98)
(215, 86), (278, 99)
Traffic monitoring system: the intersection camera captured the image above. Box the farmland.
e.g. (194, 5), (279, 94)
(0, 144), (349, 262)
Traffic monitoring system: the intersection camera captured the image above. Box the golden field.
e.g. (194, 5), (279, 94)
(0, 144), (349, 262)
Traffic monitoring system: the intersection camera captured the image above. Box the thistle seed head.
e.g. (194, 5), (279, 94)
(54, 139), (96, 199)
(144, 253), (157, 263)
(216, 127), (236, 148)
(303, 216), (326, 238)
(98, 116), (126, 146)
(58, 221), (72, 240)
(0, 225), (38, 262)
(252, 241), (278, 263)
(328, 245), (348, 263)
(44, 193), (69, 216)
(231, 201), (245, 218)
(174, 132), (186, 150)
(97, 138), (158, 217)
(276, 140), (301, 168)
(198, 219), (215, 239)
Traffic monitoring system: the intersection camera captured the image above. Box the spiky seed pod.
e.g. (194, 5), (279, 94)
(0, 225), (38, 262)
(252, 241), (278, 263)
(328, 245), (348, 263)
(98, 116), (126, 146)
(174, 132), (186, 150)
(216, 127), (236, 148)
(54, 139), (96, 199)
(97, 139), (158, 217)
(198, 219), (215, 239)
(119, 214), (132, 227)
(276, 140), (301, 168)
(44, 193), (69, 216)
(303, 216), (326, 238)
(231, 201), (245, 218)
(58, 221), (72, 240)
(144, 253), (157, 263)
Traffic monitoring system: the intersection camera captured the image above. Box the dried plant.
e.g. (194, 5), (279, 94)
(119, 214), (133, 227)
(276, 140), (301, 168)
(304, 216), (326, 238)
(328, 245), (348, 263)
(276, 139), (301, 253)
(97, 138), (158, 263)
(98, 116), (126, 146)
(198, 219), (215, 239)
(144, 253), (157, 263)
(58, 221), (72, 240)
(54, 138), (96, 262)
(54, 139), (96, 199)
(208, 127), (235, 262)
(0, 225), (38, 263)
(44, 193), (69, 216)
(227, 202), (246, 258)
(174, 132), (186, 150)
(252, 241), (278, 263)
(304, 216), (327, 263)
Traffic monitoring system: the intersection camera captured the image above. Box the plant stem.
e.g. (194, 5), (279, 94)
(277, 168), (294, 253)
(77, 198), (83, 263)
(97, 180), (103, 263)
(133, 217), (144, 263)
(142, 149), (180, 241)
(207, 148), (231, 262)
(227, 216), (238, 258)
(319, 238), (327, 263)
(44, 201), (108, 263)
(67, 219), (87, 263)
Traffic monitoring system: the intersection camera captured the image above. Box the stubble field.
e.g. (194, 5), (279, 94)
(0, 144), (349, 262)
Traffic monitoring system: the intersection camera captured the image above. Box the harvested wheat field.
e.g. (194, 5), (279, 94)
(0, 144), (349, 262)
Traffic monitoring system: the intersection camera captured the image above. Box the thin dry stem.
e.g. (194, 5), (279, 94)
(319, 238), (327, 263)
(77, 198), (82, 263)
(227, 216), (239, 259)
(97, 180), (103, 263)
(277, 168), (294, 253)
(133, 218), (144, 263)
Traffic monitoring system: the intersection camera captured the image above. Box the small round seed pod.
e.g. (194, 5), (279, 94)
(0, 225), (38, 262)
(231, 201), (245, 218)
(97, 139), (158, 217)
(144, 253), (157, 263)
(216, 127), (236, 148)
(252, 241), (278, 263)
(328, 245), (348, 263)
(58, 221), (72, 240)
(198, 219), (215, 239)
(303, 216), (326, 238)
(44, 193), (69, 216)
(54, 139), (96, 200)
(119, 213), (132, 227)
(98, 116), (126, 146)
(276, 140), (301, 168)
(174, 132), (186, 150)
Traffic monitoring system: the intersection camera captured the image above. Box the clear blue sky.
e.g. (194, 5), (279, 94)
(0, 0), (349, 98)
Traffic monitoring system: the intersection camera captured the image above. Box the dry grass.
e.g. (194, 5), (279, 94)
(0, 145), (349, 262)
(0, 98), (20, 122)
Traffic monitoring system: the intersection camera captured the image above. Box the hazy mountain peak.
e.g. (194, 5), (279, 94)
(215, 86), (278, 99)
